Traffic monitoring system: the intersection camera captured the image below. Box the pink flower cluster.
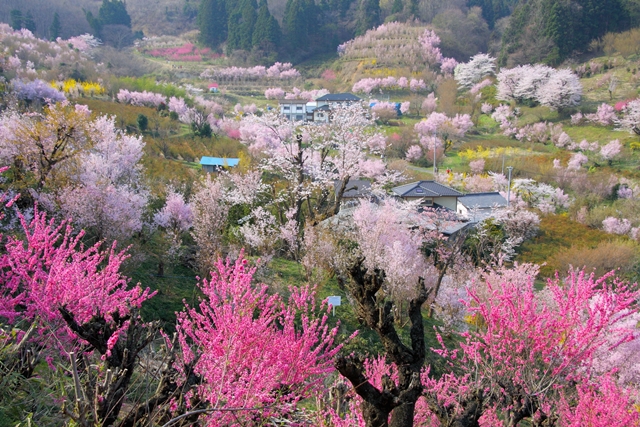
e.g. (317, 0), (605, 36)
(145, 43), (221, 62)
(283, 87), (330, 100)
(352, 76), (426, 94)
(117, 89), (166, 107)
(201, 62), (300, 80)
(176, 255), (344, 425)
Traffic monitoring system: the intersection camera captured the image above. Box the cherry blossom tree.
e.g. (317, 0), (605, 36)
(454, 54), (496, 89)
(618, 99), (640, 135)
(316, 198), (468, 427)
(600, 139), (622, 162)
(414, 111), (473, 158)
(497, 65), (582, 110)
(537, 69), (582, 110)
(56, 114), (148, 242)
(154, 189), (193, 259)
(0, 102), (94, 190)
(586, 103), (617, 126)
(307, 104), (396, 215)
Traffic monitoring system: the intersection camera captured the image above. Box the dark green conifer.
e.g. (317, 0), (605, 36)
(198, 0), (228, 47)
(252, 0), (281, 50)
(23, 11), (36, 33)
(10, 10), (23, 31)
(355, 0), (380, 36)
(50, 12), (62, 40)
(227, 0), (257, 52)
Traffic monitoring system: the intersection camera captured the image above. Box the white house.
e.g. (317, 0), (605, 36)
(278, 93), (362, 122)
(278, 99), (308, 121)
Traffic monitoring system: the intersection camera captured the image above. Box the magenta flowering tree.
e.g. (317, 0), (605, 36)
(175, 254), (345, 425)
(0, 208), (157, 426)
(422, 267), (640, 427)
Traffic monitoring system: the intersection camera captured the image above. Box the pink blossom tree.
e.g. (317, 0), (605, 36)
(0, 208), (156, 426)
(423, 267), (640, 426)
(618, 99), (640, 135)
(586, 103), (617, 126)
(175, 254), (345, 425)
(600, 139), (622, 163)
(154, 189), (193, 259)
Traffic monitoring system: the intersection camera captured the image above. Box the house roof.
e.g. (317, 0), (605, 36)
(200, 157), (240, 167)
(334, 179), (371, 198)
(278, 99), (308, 104)
(392, 181), (463, 198)
(316, 93), (361, 102)
(315, 105), (331, 111)
(458, 192), (507, 209)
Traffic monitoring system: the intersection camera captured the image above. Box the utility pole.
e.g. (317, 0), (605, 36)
(433, 143), (437, 177)
(506, 166), (513, 207)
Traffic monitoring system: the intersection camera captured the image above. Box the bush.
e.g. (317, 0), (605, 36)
(137, 113), (148, 131)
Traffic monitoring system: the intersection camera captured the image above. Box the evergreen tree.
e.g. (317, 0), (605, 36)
(198, 0), (228, 48)
(10, 10), (23, 31)
(542, 0), (575, 60)
(85, 10), (103, 37)
(355, 0), (380, 36)
(98, 0), (132, 27)
(391, 0), (404, 14)
(50, 12), (62, 40)
(283, 0), (307, 49)
(252, 0), (281, 51)
(23, 11), (37, 33)
(227, 0), (257, 52)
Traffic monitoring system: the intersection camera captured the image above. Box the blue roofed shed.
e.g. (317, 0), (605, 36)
(200, 157), (240, 173)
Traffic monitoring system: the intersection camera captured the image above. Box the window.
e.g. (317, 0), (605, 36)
(317, 113), (324, 118)
(283, 106), (290, 110)
(422, 198), (433, 206)
(295, 115), (303, 120)
(296, 106), (303, 111)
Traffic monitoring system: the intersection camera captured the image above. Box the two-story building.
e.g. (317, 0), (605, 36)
(277, 93), (362, 122)
(278, 99), (308, 121)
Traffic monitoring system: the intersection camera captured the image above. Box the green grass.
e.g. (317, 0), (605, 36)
(128, 258), (200, 331)
(517, 214), (612, 278)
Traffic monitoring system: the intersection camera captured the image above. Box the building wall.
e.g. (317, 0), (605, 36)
(436, 196), (457, 210)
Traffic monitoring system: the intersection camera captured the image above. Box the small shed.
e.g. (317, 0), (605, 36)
(200, 156), (240, 173)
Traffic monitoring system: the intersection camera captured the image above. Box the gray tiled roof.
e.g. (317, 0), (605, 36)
(316, 93), (362, 102)
(335, 179), (372, 198)
(459, 192), (507, 208)
(392, 181), (463, 197)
